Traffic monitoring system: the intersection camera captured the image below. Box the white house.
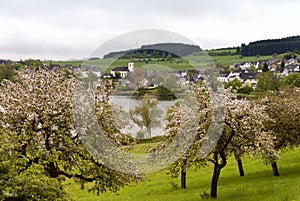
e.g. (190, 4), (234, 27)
(227, 69), (245, 82)
(217, 73), (229, 83)
(240, 62), (251, 70)
(217, 70), (259, 88)
(239, 72), (258, 86)
(111, 67), (129, 78)
(280, 64), (300, 76)
(111, 62), (135, 78)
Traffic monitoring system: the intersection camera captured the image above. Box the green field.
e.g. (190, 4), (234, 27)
(48, 46), (278, 72)
(50, 58), (197, 72)
(48, 47), (285, 74)
(50, 51), (274, 72)
(211, 55), (273, 66)
(66, 146), (300, 201)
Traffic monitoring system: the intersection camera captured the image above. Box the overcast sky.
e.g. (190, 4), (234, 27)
(1, 0), (299, 60)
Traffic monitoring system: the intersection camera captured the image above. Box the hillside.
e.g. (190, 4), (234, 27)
(49, 36), (300, 69)
(103, 43), (201, 59)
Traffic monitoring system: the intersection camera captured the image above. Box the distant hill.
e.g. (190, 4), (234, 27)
(103, 43), (201, 59)
(241, 36), (300, 56)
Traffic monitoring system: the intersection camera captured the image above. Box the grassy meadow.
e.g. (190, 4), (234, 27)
(66, 145), (300, 201)
(211, 55), (273, 66)
(50, 58), (197, 72)
(49, 48), (275, 72)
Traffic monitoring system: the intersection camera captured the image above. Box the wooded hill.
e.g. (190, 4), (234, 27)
(241, 36), (300, 56)
(103, 43), (201, 59)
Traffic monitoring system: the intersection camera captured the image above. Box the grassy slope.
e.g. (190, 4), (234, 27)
(66, 147), (300, 201)
(211, 55), (272, 66)
(50, 53), (273, 72)
(49, 59), (195, 71)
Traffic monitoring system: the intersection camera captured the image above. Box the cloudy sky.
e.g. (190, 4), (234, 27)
(1, 0), (299, 60)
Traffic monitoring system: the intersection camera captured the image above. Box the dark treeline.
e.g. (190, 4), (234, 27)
(103, 43), (201, 59)
(241, 36), (300, 56)
(140, 43), (201, 57)
(117, 49), (179, 59)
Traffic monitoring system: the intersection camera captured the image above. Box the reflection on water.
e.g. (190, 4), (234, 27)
(110, 96), (176, 137)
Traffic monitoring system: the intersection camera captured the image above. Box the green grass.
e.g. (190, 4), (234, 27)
(130, 142), (158, 154)
(48, 46), (279, 72)
(66, 147), (300, 201)
(50, 54), (274, 72)
(49, 49), (288, 72)
(210, 55), (273, 66)
(49, 58), (196, 72)
(48, 46), (288, 71)
(110, 59), (196, 71)
(206, 48), (274, 66)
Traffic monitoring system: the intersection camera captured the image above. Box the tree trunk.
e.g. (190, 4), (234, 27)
(271, 162), (280, 176)
(181, 169), (186, 189)
(237, 158), (245, 177)
(46, 162), (59, 178)
(209, 129), (233, 198)
(181, 159), (187, 189)
(210, 163), (221, 199)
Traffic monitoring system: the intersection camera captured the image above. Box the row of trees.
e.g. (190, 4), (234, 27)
(256, 72), (300, 91)
(149, 82), (300, 198)
(241, 36), (300, 56)
(225, 72), (300, 94)
(119, 50), (176, 59)
(0, 59), (47, 82)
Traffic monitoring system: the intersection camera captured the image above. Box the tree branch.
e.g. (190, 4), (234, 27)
(220, 129), (235, 154)
(58, 169), (103, 182)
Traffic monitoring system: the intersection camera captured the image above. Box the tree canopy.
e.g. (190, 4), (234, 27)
(256, 87), (300, 176)
(0, 69), (141, 199)
(256, 72), (282, 92)
(149, 82), (278, 198)
(284, 73), (300, 87)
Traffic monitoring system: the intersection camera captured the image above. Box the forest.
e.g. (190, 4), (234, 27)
(103, 43), (201, 59)
(241, 36), (300, 56)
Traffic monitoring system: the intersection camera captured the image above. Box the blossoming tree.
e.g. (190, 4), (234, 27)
(0, 69), (141, 199)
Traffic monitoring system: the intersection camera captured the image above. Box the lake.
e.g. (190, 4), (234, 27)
(110, 96), (176, 137)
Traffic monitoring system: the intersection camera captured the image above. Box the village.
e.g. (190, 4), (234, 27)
(217, 57), (300, 88)
(61, 56), (300, 91)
